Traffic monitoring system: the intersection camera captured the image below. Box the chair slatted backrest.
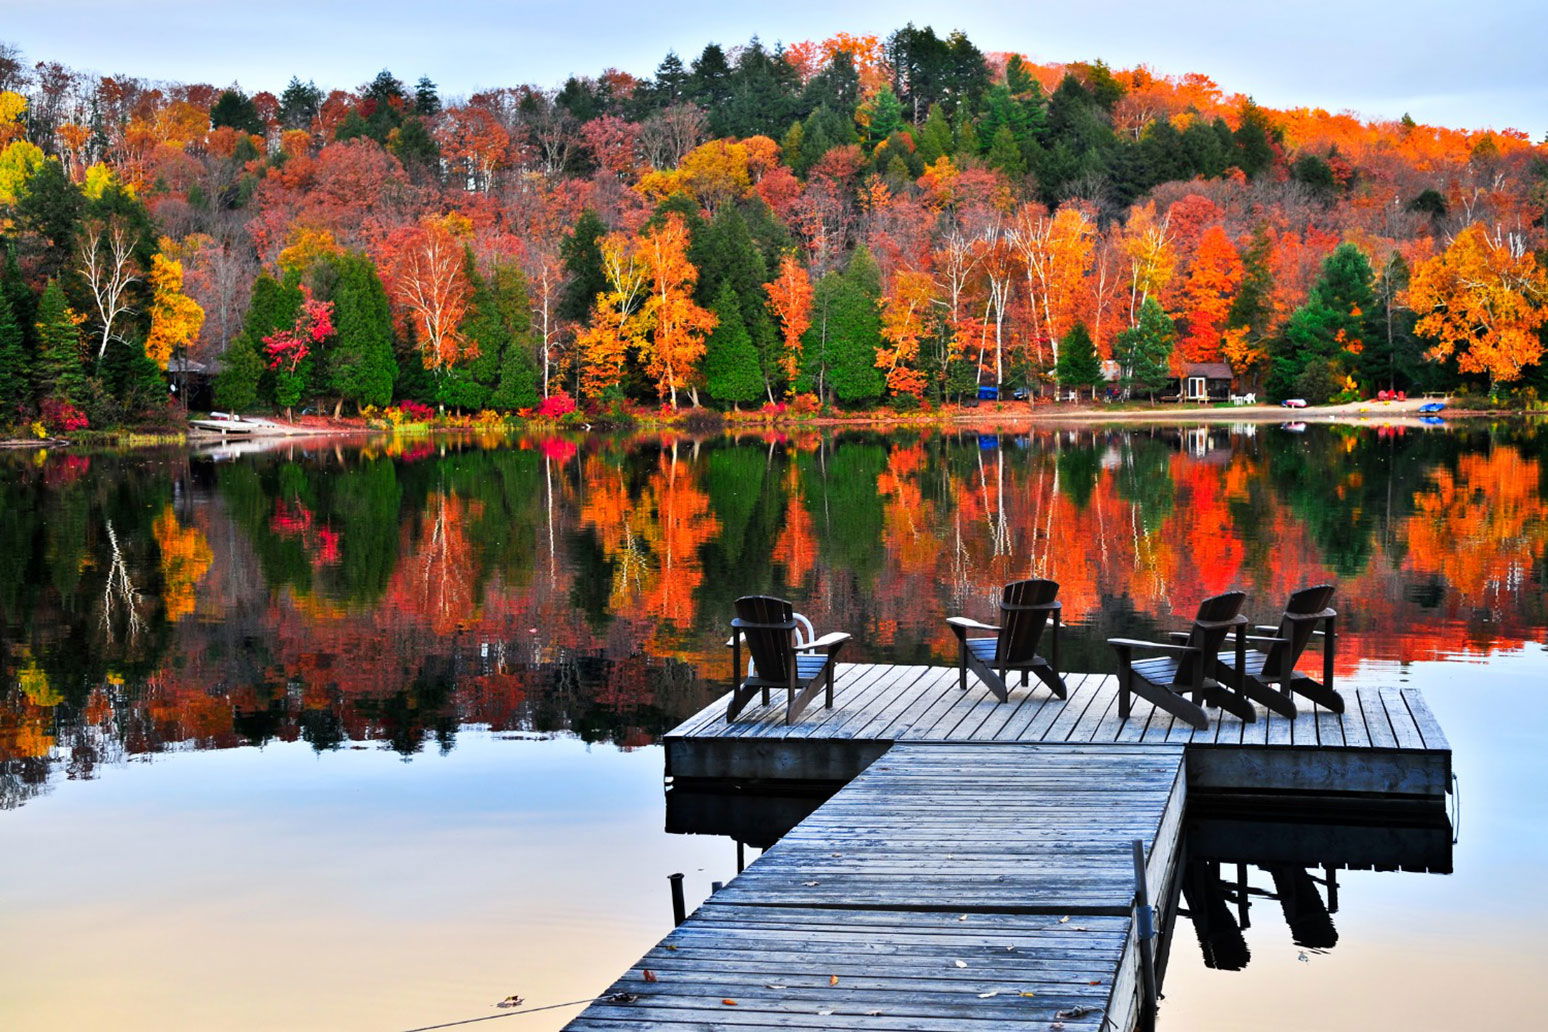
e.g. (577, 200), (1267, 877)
(1265, 584), (1335, 677)
(997, 579), (1059, 665)
(1176, 591), (1247, 686)
(734, 595), (797, 684)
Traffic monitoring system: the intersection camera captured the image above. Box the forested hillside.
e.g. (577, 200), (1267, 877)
(0, 27), (1545, 429)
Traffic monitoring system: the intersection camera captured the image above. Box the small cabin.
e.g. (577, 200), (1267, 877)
(1178, 362), (1234, 403)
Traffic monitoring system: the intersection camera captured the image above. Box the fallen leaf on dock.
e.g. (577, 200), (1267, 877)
(977, 991), (999, 999)
(817, 1008), (834, 1016)
(765, 984), (786, 990)
(1058, 916), (1070, 924)
(1087, 979), (1102, 985)
(1020, 991), (1037, 998)
(829, 974), (840, 986)
(662, 945), (678, 951)
(865, 1010), (883, 1016)
(1055, 1006), (1100, 1019)
(721, 999), (738, 1006)
(953, 960), (968, 968)
(495, 995), (524, 1008)
(641, 970), (658, 983)
(957, 914), (969, 921)
(803, 880), (821, 886)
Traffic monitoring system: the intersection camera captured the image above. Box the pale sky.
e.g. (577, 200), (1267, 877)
(2, 0), (1544, 138)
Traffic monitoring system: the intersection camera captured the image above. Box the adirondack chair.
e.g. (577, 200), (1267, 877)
(945, 579), (1067, 703)
(725, 596), (851, 724)
(1109, 591), (1256, 730)
(1215, 584), (1342, 713)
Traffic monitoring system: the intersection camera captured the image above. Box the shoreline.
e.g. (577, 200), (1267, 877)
(1, 401), (1532, 450)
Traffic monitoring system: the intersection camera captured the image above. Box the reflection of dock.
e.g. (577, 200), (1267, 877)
(565, 667), (1450, 1031)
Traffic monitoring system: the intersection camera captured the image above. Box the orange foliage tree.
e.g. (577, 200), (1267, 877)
(1406, 223), (1548, 386)
(1175, 225), (1243, 367)
(637, 214), (717, 408)
(764, 254), (814, 385)
(876, 268), (935, 398)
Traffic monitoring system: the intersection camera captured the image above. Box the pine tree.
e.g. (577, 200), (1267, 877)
(825, 247), (886, 405)
(559, 209), (607, 324)
(464, 256), (539, 411)
(1055, 322), (1102, 396)
(1268, 243), (1377, 399)
(0, 289), (30, 417)
(215, 273), (300, 411)
(915, 103), (953, 164)
(866, 87), (906, 144)
(702, 284), (763, 408)
(34, 279), (88, 405)
(327, 252), (396, 412)
(1114, 298), (1176, 400)
(210, 90), (264, 134)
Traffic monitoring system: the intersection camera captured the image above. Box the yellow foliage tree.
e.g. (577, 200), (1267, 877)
(0, 139), (45, 206)
(145, 252), (206, 369)
(278, 226), (344, 274)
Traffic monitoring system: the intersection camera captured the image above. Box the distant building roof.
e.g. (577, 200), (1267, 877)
(1183, 362), (1234, 380)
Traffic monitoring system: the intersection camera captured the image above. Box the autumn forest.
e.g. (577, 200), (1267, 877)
(1, 27), (1547, 433)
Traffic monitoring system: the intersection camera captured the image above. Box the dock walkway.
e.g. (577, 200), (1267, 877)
(566, 743), (1186, 1032)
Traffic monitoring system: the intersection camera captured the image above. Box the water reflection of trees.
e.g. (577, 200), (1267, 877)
(3, 422), (1546, 807)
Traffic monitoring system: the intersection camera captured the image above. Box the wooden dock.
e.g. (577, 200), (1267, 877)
(564, 664), (1452, 1031)
(566, 744), (1186, 1032)
(665, 665), (1451, 799)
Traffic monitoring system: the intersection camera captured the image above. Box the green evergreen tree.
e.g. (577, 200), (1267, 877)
(34, 279), (88, 405)
(866, 86), (906, 144)
(278, 78), (323, 130)
(702, 284), (763, 408)
(0, 290), (30, 417)
(210, 90), (264, 134)
(326, 252), (397, 412)
(558, 209), (607, 324)
(1234, 101), (1278, 177)
(15, 159), (84, 286)
(825, 247), (886, 405)
(693, 205), (777, 395)
(1114, 297), (1176, 399)
(214, 333), (265, 411)
(0, 244), (36, 357)
(986, 126), (1027, 178)
(1268, 243), (1377, 399)
(915, 103), (953, 164)
(1225, 225), (1276, 390)
(215, 273), (301, 410)
(1055, 321), (1102, 395)
(465, 257), (540, 411)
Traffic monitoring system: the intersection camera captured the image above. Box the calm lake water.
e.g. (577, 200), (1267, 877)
(2, 421), (1545, 1030)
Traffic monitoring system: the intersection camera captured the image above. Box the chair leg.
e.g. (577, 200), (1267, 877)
(1289, 676), (1344, 713)
(1031, 659), (1068, 700)
(963, 650), (1010, 703)
(825, 662), (835, 709)
(1118, 666), (1131, 720)
(959, 643), (968, 691)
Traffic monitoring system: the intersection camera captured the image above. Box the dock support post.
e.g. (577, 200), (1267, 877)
(668, 872), (686, 926)
(1132, 839), (1159, 1030)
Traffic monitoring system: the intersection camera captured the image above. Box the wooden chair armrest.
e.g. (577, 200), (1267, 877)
(1283, 608), (1337, 623)
(1244, 634), (1289, 645)
(1166, 631), (1190, 643)
(731, 617), (798, 631)
(1108, 638), (1200, 655)
(946, 616), (1000, 633)
(802, 631), (851, 652)
(1001, 601), (1062, 612)
(1193, 614), (1249, 630)
(1253, 624), (1280, 635)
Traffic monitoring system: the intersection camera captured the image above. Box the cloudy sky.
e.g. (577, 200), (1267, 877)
(3, 0), (1543, 137)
